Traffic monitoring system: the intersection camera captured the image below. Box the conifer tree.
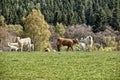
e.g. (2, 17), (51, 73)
(110, 0), (120, 32)
(92, 8), (107, 33)
(0, 0), (119, 33)
(111, 8), (120, 32)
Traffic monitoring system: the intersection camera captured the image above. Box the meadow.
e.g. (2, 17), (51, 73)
(0, 51), (120, 80)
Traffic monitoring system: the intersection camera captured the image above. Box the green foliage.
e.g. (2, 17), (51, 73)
(0, 15), (5, 26)
(103, 36), (116, 47)
(7, 24), (23, 36)
(55, 23), (65, 37)
(0, 0), (120, 32)
(92, 8), (107, 33)
(110, 8), (120, 32)
(93, 43), (103, 51)
(23, 9), (51, 51)
(0, 51), (120, 80)
(0, 0), (39, 24)
(102, 47), (115, 51)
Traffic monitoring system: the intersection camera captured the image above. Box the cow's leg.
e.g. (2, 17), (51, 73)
(20, 45), (23, 52)
(28, 45), (30, 52)
(66, 46), (69, 51)
(29, 43), (31, 51)
(71, 46), (73, 51)
(86, 45), (89, 52)
(16, 48), (18, 52)
(57, 45), (61, 51)
(88, 45), (91, 52)
(19, 44), (23, 52)
(27, 44), (29, 51)
(21, 47), (22, 52)
(87, 46), (91, 52)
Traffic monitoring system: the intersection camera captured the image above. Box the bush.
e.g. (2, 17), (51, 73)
(93, 43), (103, 51)
(7, 24), (23, 36)
(103, 36), (116, 47)
(55, 23), (65, 37)
(0, 28), (10, 51)
(65, 24), (94, 39)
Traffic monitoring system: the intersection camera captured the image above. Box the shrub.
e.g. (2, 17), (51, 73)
(7, 24), (23, 36)
(103, 36), (116, 47)
(55, 22), (65, 37)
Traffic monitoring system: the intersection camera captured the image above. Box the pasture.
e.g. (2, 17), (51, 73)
(0, 51), (120, 80)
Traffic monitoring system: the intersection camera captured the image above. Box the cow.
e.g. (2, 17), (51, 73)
(80, 36), (93, 52)
(16, 37), (31, 52)
(76, 42), (86, 51)
(56, 37), (79, 51)
(8, 42), (19, 51)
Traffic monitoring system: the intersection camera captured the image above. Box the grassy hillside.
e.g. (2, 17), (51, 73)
(0, 51), (120, 80)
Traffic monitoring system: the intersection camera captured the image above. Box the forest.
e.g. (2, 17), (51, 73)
(0, 0), (120, 32)
(0, 0), (120, 51)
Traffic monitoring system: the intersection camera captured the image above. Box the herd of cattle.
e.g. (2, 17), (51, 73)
(8, 37), (34, 52)
(56, 36), (93, 52)
(7, 35), (94, 52)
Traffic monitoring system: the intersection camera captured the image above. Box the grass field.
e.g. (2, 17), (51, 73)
(0, 51), (120, 80)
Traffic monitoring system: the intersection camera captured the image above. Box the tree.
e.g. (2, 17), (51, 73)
(75, 0), (86, 24)
(111, 8), (120, 32)
(7, 24), (23, 36)
(55, 22), (65, 37)
(110, 0), (120, 32)
(0, 15), (5, 26)
(85, 0), (93, 25)
(0, 27), (9, 50)
(23, 9), (51, 51)
(92, 8), (107, 33)
(0, 0), (119, 33)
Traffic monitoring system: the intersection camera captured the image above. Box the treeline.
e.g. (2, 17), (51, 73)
(0, 0), (120, 32)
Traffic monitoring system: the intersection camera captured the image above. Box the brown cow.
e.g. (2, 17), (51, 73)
(57, 37), (79, 51)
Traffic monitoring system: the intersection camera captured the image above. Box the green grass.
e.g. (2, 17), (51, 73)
(0, 51), (120, 80)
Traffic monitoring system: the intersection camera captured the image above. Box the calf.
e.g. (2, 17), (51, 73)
(8, 42), (19, 51)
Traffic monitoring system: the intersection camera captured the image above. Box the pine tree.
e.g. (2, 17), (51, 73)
(85, 0), (93, 25)
(110, 0), (120, 32)
(0, 0), (119, 33)
(92, 8), (107, 33)
(111, 8), (120, 32)
(23, 9), (51, 51)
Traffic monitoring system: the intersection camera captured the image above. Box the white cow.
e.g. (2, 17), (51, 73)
(8, 42), (19, 47)
(77, 42), (86, 51)
(79, 36), (93, 51)
(17, 37), (31, 52)
(8, 42), (19, 51)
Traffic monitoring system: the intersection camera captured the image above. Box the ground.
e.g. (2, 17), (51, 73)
(0, 51), (120, 80)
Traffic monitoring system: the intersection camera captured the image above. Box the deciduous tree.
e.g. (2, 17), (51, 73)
(23, 9), (51, 51)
